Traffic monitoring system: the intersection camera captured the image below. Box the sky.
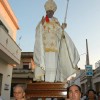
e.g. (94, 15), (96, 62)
(8, 0), (100, 69)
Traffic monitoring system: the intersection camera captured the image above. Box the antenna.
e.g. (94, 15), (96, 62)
(18, 36), (22, 47)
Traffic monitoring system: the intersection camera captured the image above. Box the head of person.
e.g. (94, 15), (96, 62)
(67, 84), (81, 100)
(44, 0), (57, 18)
(13, 84), (26, 100)
(87, 89), (96, 100)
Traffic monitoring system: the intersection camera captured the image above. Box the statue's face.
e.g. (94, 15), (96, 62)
(46, 10), (54, 18)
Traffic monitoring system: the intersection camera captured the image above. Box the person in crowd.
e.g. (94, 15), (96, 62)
(13, 84), (26, 100)
(67, 84), (81, 100)
(33, 0), (80, 82)
(85, 89), (98, 100)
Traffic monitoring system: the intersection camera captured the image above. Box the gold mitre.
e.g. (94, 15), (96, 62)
(44, 0), (57, 12)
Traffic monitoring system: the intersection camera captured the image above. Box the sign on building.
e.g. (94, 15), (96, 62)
(85, 65), (93, 76)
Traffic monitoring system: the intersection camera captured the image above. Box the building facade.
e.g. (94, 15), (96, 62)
(68, 67), (100, 94)
(92, 66), (100, 93)
(11, 52), (35, 97)
(0, 0), (21, 100)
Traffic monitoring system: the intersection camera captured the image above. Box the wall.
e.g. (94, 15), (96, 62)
(0, 0), (19, 41)
(0, 59), (13, 100)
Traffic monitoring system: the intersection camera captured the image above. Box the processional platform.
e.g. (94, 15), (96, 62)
(26, 82), (67, 100)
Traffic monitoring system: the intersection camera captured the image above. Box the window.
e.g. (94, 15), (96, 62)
(23, 62), (31, 70)
(0, 20), (8, 33)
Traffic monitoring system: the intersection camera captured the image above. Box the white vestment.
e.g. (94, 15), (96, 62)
(33, 17), (80, 82)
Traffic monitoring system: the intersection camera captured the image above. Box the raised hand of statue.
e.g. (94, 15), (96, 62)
(61, 23), (67, 30)
(41, 16), (45, 25)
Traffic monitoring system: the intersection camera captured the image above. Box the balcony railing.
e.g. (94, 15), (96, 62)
(13, 69), (33, 73)
(0, 26), (21, 64)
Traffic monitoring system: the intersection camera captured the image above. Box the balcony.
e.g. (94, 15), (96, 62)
(0, 25), (21, 65)
(13, 69), (32, 73)
(12, 69), (33, 78)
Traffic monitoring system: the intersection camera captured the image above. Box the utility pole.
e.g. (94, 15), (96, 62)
(85, 39), (93, 89)
(86, 39), (89, 65)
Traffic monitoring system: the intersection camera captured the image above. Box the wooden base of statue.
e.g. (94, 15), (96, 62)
(26, 82), (67, 100)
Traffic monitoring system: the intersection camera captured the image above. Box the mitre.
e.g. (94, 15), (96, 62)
(44, 0), (57, 12)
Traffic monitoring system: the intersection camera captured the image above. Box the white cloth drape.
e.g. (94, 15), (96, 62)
(33, 19), (80, 82)
(56, 31), (80, 81)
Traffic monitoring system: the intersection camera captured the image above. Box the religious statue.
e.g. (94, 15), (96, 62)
(33, 0), (80, 82)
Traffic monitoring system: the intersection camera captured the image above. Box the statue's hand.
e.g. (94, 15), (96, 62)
(61, 23), (67, 29)
(41, 16), (45, 25)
